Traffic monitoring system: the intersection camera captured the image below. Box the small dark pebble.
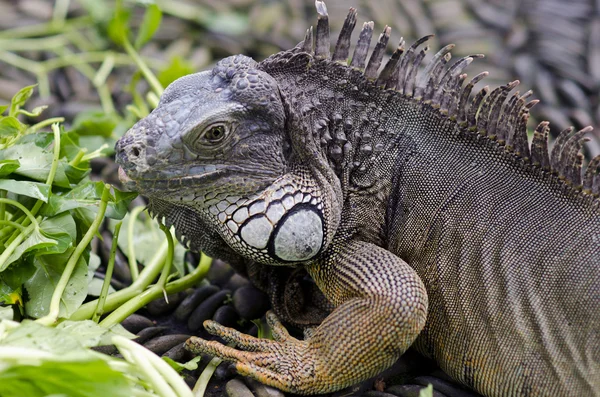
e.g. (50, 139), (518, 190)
(121, 313), (155, 334)
(162, 342), (188, 362)
(214, 362), (237, 381)
(90, 344), (118, 356)
(386, 384), (447, 397)
(212, 305), (239, 329)
(247, 324), (258, 338)
(223, 273), (250, 291)
(134, 326), (168, 344)
(146, 291), (187, 316)
(412, 375), (480, 397)
(188, 289), (232, 331)
(174, 284), (220, 322)
(142, 334), (191, 356)
(245, 378), (285, 397)
(362, 391), (403, 397)
(206, 259), (235, 287)
(183, 372), (198, 389)
(233, 285), (271, 320)
(226, 378), (254, 397)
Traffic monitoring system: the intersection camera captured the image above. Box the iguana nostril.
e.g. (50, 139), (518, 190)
(131, 146), (141, 157)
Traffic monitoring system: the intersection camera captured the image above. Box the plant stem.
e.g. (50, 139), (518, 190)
(0, 198), (39, 228)
(98, 253), (211, 327)
(36, 184), (111, 326)
(69, 239), (169, 321)
(93, 221), (122, 323)
(0, 190), (6, 222)
(122, 38), (164, 97)
(193, 356), (222, 397)
(0, 223), (35, 272)
(126, 206), (145, 281)
(26, 117), (65, 135)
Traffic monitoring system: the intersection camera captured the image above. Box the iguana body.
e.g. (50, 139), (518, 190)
(115, 2), (600, 396)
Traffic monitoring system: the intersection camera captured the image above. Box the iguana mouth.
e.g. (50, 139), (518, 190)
(117, 165), (227, 193)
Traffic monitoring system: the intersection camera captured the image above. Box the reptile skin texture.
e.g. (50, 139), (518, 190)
(115, 2), (600, 395)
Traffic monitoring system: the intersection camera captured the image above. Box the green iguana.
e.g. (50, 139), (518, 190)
(115, 2), (600, 396)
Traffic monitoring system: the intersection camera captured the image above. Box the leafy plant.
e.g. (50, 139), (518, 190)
(0, 2), (217, 396)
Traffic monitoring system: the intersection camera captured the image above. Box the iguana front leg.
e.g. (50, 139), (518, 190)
(186, 240), (428, 394)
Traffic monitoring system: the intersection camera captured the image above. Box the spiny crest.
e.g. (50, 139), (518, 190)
(298, 1), (600, 197)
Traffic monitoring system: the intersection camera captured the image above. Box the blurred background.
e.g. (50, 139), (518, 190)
(0, 0), (598, 153)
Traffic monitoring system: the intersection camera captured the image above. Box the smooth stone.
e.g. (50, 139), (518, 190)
(212, 305), (239, 329)
(174, 285), (220, 321)
(226, 378), (254, 397)
(233, 285), (271, 320)
(121, 313), (154, 334)
(142, 334), (191, 356)
(187, 289), (231, 331)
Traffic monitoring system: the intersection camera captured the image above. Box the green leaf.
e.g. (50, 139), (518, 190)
(0, 159), (20, 177)
(35, 212), (77, 257)
(419, 384), (434, 397)
(0, 104), (8, 115)
(0, 305), (12, 320)
(0, 322), (131, 397)
(158, 56), (195, 88)
(206, 12), (248, 35)
(0, 228), (58, 271)
(41, 181), (136, 220)
(114, 210), (186, 275)
(71, 110), (118, 138)
(57, 321), (135, 347)
(0, 358), (132, 397)
(0, 180), (50, 201)
(110, 188), (137, 219)
(134, 4), (162, 49)
(163, 355), (201, 373)
(107, 6), (131, 46)
(9, 84), (36, 116)
(24, 248), (89, 318)
(0, 140), (70, 188)
(0, 116), (25, 138)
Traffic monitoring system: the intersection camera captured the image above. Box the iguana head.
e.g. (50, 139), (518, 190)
(115, 54), (341, 266)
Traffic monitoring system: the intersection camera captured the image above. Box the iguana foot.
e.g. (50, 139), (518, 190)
(186, 311), (318, 394)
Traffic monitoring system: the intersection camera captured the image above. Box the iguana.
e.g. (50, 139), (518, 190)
(115, 2), (600, 396)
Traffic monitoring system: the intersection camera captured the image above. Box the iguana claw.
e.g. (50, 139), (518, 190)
(186, 311), (317, 394)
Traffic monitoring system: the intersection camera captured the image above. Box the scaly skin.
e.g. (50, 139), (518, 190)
(116, 2), (600, 396)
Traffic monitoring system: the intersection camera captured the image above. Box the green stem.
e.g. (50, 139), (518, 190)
(126, 206), (145, 281)
(52, 0), (71, 27)
(25, 117), (65, 135)
(0, 35), (69, 51)
(36, 184), (111, 326)
(68, 149), (87, 167)
(98, 253), (211, 327)
(0, 223), (35, 271)
(93, 222), (122, 323)
(46, 124), (61, 187)
(0, 16), (92, 40)
(0, 220), (25, 231)
(0, 190), (6, 222)
(0, 198), (39, 228)
(193, 357), (222, 397)
(69, 239), (169, 321)
(122, 38), (164, 97)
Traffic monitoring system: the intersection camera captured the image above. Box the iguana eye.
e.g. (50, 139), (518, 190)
(187, 123), (230, 151)
(203, 124), (227, 143)
(204, 125), (227, 142)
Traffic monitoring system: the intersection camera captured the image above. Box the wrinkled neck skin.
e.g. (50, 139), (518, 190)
(262, 55), (417, 246)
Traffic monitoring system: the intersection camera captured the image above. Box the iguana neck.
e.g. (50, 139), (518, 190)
(262, 55), (418, 197)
